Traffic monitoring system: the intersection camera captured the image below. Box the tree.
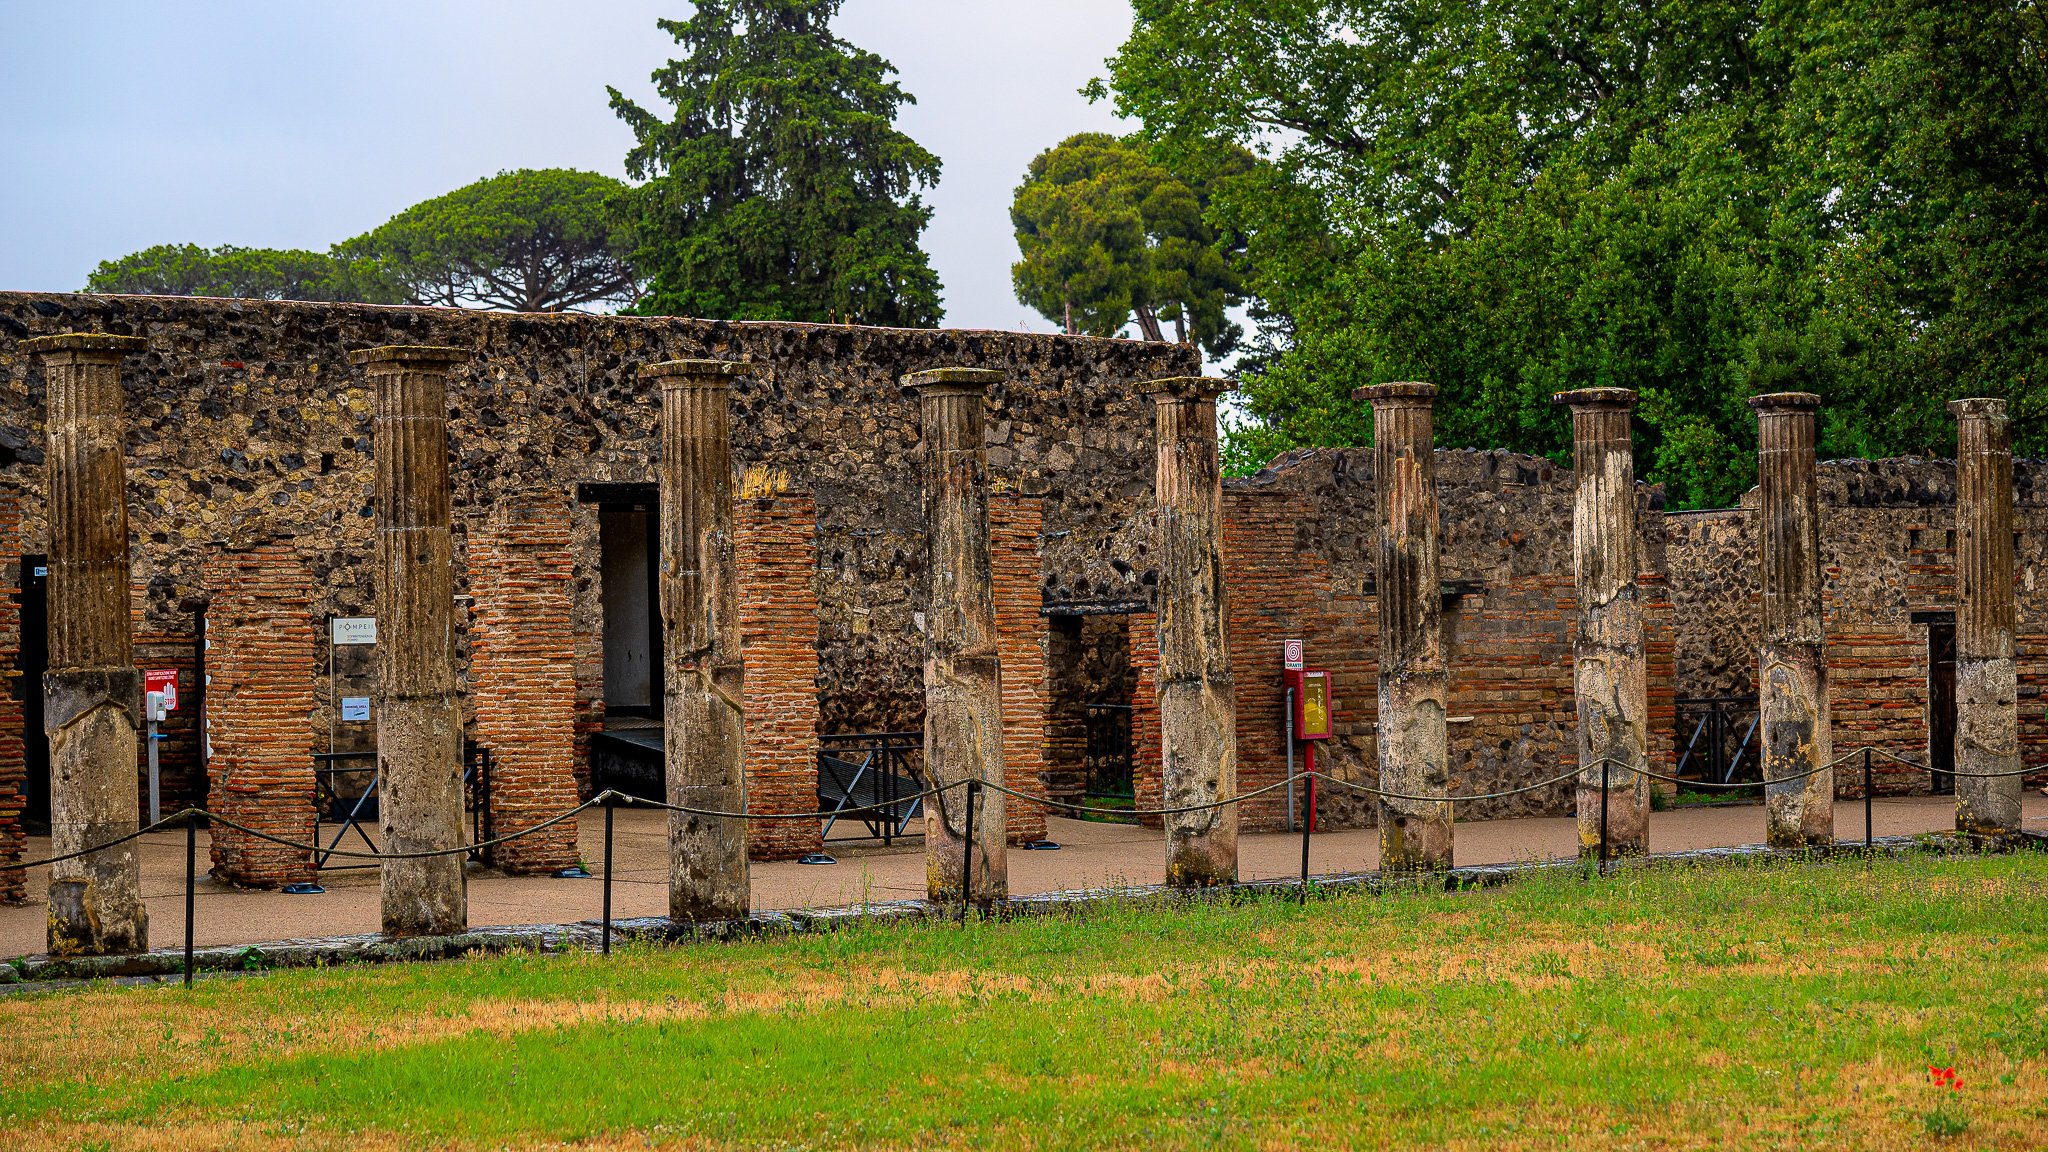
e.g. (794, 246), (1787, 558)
(84, 244), (395, 302)
(339, 169), (638, 313)
(1010, 133), (1248, 358)
(1098, 0), (2048, 506)
(608, 0), (944, 326)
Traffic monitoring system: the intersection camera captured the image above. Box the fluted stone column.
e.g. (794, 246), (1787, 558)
(648, 358), (753, 922)
(1145, 377), (1238, 887)
(1555, 388), (1649, 858)
(1751, 392), (1833, 848)
(28, 333), (148, 955)
(1358, 383), (1452, 871)
(904, 368), (1006, 905)
(1950, 398), (2020, 837)
(352, 345), (467, 937)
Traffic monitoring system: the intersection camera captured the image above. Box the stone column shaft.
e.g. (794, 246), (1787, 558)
(904, 368), (1007, 905)
(353, 345), (468, 937)
(1146, 377), (1237, 887)
(1358, 383), (1452, 871)
(1750, 392), (1833, 848)
(649, 359), (753, 922)
(1555, 389), (1649, 857)
(28, 334), (148, 955)
(1950, 398), (2020, 836)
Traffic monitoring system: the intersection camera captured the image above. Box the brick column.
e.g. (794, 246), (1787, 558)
(202, 543), (317, 887)
(903, 368), (1007, 905)
(1555, 388), (1649, 857)
(991, 496), (1050, 843)
(0, 501), (26, 904)
(1145, 377), (1238, 886)
(28, 333), (149, 954)
(1129, 612), (1164, 826)
(649, 358), (752, 922)
(1359, 382), (1452, 872)
(1750, 392), (1833, 848)
(1950, 398), (2021, 836)
(738, 495), (823, 861)
(352, 345), (468, 938)
(468, 497), (581, 874)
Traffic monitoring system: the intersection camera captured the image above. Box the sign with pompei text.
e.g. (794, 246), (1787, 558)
(331, 617), (377, 646)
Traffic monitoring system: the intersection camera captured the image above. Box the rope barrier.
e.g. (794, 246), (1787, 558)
(1, 746), (2039, 878)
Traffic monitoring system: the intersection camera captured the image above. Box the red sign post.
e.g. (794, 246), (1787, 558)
(144, 669), (178, 712)
(1280, 643), (1335, 832)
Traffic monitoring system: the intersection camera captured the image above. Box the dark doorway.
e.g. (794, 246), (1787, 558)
(1045, 611), (1137, 809)
(579, 482), (665, 798)
(16, 554), (47, 833)
(1926, 615), (1957, 795)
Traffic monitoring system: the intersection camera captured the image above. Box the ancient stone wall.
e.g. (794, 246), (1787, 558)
(0, 500), (23, 902)
(1667, 458), (2048, 793)
(0, 293), (1194, 790)
(1132, 447), (1674, 829)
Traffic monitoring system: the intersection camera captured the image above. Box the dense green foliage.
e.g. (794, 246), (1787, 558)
(84, 244), (396, 303)
(87, 169), (636, 313)
(1010, 132), (1249, 358)
(6, 855), (2047, 1147)
(609, 0), (944, 325)
(340, 170), (637, 312)
(1099, 0), (2048, 504)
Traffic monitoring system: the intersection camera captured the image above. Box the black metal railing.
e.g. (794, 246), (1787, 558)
(1083, 702), (1134, 800)
(1674, 696), (1762, 789)
(310, 743), (493, 870)
(817, 731), (924, 843)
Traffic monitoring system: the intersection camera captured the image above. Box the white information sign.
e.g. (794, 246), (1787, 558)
(332, 617), (377, 646)
(1282, 639), (1304, 671)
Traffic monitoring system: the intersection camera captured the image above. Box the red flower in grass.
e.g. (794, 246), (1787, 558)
(1929, 1066), (1962, 1090)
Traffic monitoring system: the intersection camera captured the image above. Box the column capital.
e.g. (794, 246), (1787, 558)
(641, 358), (758, 383)
(1748, 391), (1820, 413)
(1552, 387), (1635, 411)
(901, 367), (1004, 396)
(21, 333), (146, 359)
(1142, 376), (1234, 403)
(1949, 396), (2007, 421)
(348, 345), (468, 369)
(1355, 381), (1437, 406)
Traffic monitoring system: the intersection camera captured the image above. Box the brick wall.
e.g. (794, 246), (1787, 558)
(1668, 459), (2048, 795)
(738, 496), (823, 860)
(1129, 611), (1163, 820)
(991, 496), (1049, 842)
(468, 498), (582, 874)
(201, 543), (317, 888)
(0, 499), (23, 902)
(1131, 448), (1677, 831)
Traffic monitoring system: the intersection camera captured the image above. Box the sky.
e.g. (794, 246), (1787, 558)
(0, 0), (1134, 334)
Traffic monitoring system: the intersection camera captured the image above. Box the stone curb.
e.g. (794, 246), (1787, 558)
(4, 831), (2035, 991)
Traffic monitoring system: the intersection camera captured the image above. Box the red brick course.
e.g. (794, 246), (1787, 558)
(468, 499), (582, 874)
(737, 496), (824, 861)
(991, 496), (1050, 842)
(201, 544), (317, 888)
(0, 499), (24, 902)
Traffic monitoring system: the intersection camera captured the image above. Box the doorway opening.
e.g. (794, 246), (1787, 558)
(1921, 610), (1957, 795)
(16, 554), (46, 834)
(580, 483), (664, 799)
(1046, 611), (1137, 821)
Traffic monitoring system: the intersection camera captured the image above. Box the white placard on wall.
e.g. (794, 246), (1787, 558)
(331, 617), (377, 646)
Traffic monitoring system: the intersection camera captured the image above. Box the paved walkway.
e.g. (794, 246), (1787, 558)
(4, 793), (2043, 958)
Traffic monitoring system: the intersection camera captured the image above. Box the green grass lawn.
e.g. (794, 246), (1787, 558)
(4, 854), (2047, 1150)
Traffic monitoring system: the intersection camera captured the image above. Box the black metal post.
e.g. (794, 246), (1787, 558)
(1864, 747), (1873, 854)
(1299, 790), (1312, 904)
(184, 811), (197, 988)
(1599, 758), (1610, 874)
(602, 792), (615, 955)
(960, 779), (978, 922)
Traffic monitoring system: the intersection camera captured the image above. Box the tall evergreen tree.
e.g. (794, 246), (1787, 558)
(609, 1), (945, 325)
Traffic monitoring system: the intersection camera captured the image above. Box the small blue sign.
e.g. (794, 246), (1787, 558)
(340, 696), (371, 722)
